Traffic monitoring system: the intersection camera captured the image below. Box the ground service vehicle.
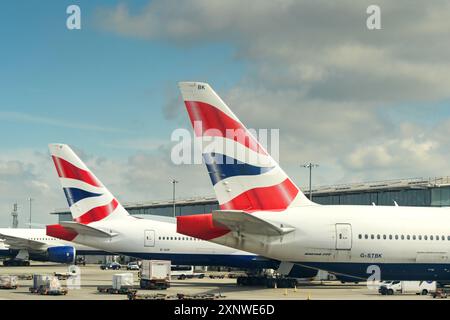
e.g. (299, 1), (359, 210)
(379, 281), (436, 295)
(126, 262), (140, 270)
(100, 262), (121, 270)
(140, 260), (171, 290)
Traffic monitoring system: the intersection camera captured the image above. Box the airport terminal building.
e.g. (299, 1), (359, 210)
(52, 176), (450, 223)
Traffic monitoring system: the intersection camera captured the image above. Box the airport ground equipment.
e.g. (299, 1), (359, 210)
(209, 274), (226, 279)
(227, 273), (243, 279)
(128, 291), (167, 300)
(113, 273), (134, 289)
(54, 272), (72, 280)
(15, 274), (33, 280)
(171, 265), (205, 280)
(29, 274), (68, 295)
(100, 262), (122, 270)
(379, 281), (436, 295)
(97, 273), (135, 294)
(236, 270), (298, 288)
(127, 291), (225, 300)
(97, 285), (135, 294)
(432, 287), (450, 298)
(54, 268), (79, 280)
(126, 262), (139, 270)
(139, 260), (171, 290)
(3, 259), (30, 266)
(0, 275), (18, 289)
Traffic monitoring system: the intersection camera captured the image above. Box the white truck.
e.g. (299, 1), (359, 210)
(379, 281), (436, 295)
(139, 260), (171, 290)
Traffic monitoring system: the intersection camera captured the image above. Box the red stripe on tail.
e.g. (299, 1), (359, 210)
(75, 199), (119, 225)
(185, 101), (267, 155)
(220, 178), (299, 211)
(52, 156), (101, 187)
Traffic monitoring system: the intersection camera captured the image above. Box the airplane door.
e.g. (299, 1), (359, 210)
(144, 230), (155, 247)
(335, 224), (352, 250)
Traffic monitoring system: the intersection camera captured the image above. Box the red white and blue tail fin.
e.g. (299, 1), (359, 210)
(178, 82), (315, 211)
(48, 144), (129, 225)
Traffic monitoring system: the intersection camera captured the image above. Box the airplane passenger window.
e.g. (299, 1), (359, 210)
(365, 234), (368, 239)
(371, 234), (374, 239)
(407, 235), (410, 240)
(389, 235), (392, 240)
(358, 234), (362, 239)
(395, 235), (398, 240)
(424, 235), (428, 240)
(383, 235), (386, 240)
(377, 235), (380, 239)
(413, 235), (416, 240)
(430, 236), (434, 240)
(448, 236), (450, 241)
(401, 235), (404, 240)
(419, 235), (422, 240)
(442, 236), (445, 240)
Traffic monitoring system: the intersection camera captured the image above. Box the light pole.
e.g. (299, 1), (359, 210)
(171, 179), (179, 217)
(301, 163), (319, 200)
(28, 198), (33, 229)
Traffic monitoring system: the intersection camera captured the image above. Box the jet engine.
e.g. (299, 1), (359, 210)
(47, 246), (76, 264)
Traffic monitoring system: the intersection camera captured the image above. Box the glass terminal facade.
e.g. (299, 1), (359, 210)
(52, 179), (450, 223)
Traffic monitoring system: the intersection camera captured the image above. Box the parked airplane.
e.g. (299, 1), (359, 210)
(176, 81), (450, 281)
(0, 228), (104, 266)
(45, 143), (316, 277)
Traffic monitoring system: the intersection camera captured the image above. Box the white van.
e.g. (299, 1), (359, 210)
(379, 281), (436, 295)
(171, 265), (195, 280)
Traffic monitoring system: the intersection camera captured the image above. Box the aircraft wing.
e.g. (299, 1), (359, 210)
(0, 232), (47, 251)
(59, 221), (118, 238)
(212, 210), (295, 236)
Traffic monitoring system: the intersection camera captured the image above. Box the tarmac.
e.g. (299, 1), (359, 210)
(0, 263), (445, 300)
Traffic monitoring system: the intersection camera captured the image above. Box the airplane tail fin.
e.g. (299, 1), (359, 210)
(48, 144), (129, 225)
(178, 82), (315, 211)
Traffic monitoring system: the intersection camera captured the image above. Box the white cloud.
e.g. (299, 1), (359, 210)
(96, 0), (450, 102)
(94, 0), (450, 187)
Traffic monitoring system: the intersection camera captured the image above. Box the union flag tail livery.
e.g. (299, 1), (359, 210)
(48, 144), (129, 225)
(178, 82), (314, 211)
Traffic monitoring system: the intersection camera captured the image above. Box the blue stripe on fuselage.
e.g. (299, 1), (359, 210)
(0, 249), (12, 258)
(203, 153), (274, 185)
(298, 261), (450, 281)
(63, 187), (102, 207)
(118, 252), (280, 270)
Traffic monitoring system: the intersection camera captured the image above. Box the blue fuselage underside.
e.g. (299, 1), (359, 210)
(298, 261), (450, 281)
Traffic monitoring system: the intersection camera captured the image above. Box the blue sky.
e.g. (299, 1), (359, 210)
(0, 1), (244, 158)
(1, 1), (450, 226)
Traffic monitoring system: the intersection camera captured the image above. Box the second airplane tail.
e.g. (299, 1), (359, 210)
(48, 144), (130, 225)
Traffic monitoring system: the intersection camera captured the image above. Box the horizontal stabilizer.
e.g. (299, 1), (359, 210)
(0, 232), (46, 250)
(59, 221), (117, 238)
(212, 210), (295, 236)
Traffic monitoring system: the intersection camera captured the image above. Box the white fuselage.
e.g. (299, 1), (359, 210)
(68, 216), (278, 269)
(210, 205), (450, 280)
